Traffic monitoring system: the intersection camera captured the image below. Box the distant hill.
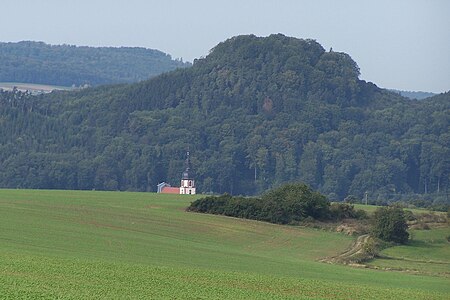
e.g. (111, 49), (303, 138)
(0, 82), (73, 95)
(0, 41), (190, 87)
(390, 89), (437, 100)
(0, 34), (448, 201)
(3, 189), (447, 299)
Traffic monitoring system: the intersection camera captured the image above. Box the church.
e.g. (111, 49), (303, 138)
(157, 151), (196, 195)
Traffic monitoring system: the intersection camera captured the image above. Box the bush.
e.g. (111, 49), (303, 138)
(187, 193), (232, 214)
(329, 203), (353, 220)
(371, 207), (409, 244)
(188, 183), (370, 225)
(261, 183), (330, 222)
(403, 210), (416, 222)
(362, 237), (381, 259)
(329, 203), (368, 220)
(355, 209), (368, 220)
(344, 195), (360, 204)
(188, 183), (330, 224)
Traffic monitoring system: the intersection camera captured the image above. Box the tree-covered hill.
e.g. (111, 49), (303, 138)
(0, 41), (190, 86)
(390, 89), (436, 100)
(0, 34), (448, 204)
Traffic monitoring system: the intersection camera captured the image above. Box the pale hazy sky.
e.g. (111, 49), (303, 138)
(1, 0), (449, 93)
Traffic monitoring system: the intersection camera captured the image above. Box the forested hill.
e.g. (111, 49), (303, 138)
(0, 41), (190, 86)
(390, 90), (436, 100)
(0, 34), (448, 205)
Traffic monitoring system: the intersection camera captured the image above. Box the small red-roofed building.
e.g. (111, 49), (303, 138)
(161, 186), (181, 194)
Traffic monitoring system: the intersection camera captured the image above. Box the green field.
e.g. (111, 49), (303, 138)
(368, 227), (450, 276)
(0, 82), (72, 94)
(0, 189), (449, 299)
(352, 203), (444, 216)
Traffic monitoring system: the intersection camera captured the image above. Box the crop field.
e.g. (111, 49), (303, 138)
(0, 82), (72, 94)
(0, 189), (449, 299)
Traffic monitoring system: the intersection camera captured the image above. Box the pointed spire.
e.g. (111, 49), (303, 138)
(182, 150), (192, 179)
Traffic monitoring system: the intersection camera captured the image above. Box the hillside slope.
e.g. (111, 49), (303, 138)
(0, 189), (448, 299)
(0, 34), (448, 199)
(0, 41), (190, 86)
(390, 89), (436, 100)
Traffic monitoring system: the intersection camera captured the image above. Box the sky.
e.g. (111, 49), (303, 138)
(1, 0), (449, 93)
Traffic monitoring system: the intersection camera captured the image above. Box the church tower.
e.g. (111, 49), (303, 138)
(180, 151), (196, 195)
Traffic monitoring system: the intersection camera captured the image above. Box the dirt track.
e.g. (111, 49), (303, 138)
(320, 234), (370, 264)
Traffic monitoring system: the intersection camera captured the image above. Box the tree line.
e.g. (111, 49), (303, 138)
(187, 183), (366, 224)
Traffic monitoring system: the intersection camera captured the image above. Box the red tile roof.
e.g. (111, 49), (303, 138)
(161, 186), (180, 194)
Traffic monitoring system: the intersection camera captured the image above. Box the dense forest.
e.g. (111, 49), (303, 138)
(0, 34), (448, 205)
(0, 41), (190, 86)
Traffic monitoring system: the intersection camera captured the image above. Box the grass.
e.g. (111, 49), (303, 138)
(367, 227), (450, 276)
(0, 82), (72, 93)
(0, 189), (449, 299)
(352, 203), (444, 215)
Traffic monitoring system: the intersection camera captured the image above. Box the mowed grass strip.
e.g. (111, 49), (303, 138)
(352, 203), (445, 216)
(0, 189), (449, 299)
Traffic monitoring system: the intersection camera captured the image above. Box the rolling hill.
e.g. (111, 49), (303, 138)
(0, 189), (448, 299)
(390, 89), (436, 100)
(0, 41), (190, 87)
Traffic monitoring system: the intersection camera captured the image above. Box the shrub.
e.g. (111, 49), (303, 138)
(261, 183), (330, 222)
(188, 183), (330, 224)
(344, 195), (359, 204)
(354, 209), (368, 220)
(187, 193), (232, 214)
(329, 203), (368, 220)
(188, 183), (369, 225)
(362, 237), (380, 259)
(403, 210), (416, 222)
(371, 207), (409, 244)
(330, 203), (355, 220)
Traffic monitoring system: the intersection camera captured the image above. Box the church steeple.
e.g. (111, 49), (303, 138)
(182, 151), (192, 180)
(180, 151), (196, 194)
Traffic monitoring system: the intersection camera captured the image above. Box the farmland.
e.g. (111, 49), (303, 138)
(0, 189), (449, 299)
(367, 227), (450, 276)
(353, 203), (445, 216)
(0, 82), (73, 94)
